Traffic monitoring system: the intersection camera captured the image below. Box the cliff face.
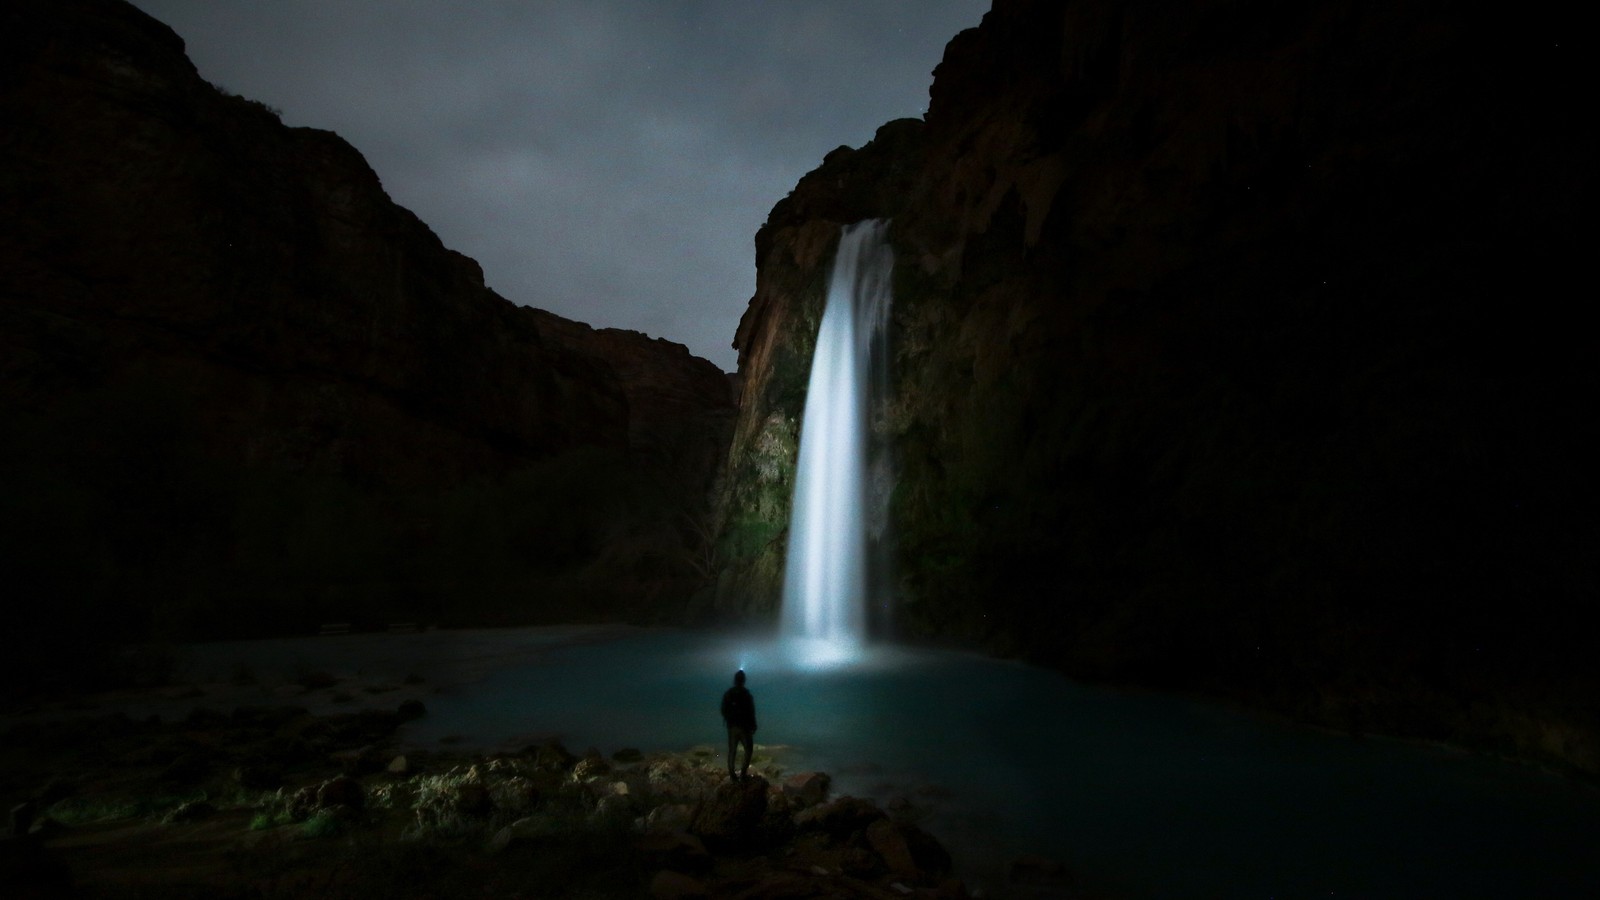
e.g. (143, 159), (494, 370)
(0, 0), (732, 682)
(716, 0), (1597, 771)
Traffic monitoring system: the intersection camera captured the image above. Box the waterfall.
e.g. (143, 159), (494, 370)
(780, 219), (894, 667)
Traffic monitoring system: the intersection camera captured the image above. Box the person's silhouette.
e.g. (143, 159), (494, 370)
(720, 669), (757, 780)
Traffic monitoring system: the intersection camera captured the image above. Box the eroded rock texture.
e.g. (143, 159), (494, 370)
(0, 0), (732, 684)
(715, 0), (1596, 771)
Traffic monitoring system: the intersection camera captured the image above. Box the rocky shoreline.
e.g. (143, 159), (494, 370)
(1, 692), (1037, 899)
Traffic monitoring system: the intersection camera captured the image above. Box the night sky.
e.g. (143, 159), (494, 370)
(127, 1), (990, 372)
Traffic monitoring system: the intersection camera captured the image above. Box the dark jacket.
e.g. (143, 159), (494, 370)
(720, 685), (757, 732)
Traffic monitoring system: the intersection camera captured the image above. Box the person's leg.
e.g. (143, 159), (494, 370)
(738, 731), (753, 779)
(726, 728), (737, 778)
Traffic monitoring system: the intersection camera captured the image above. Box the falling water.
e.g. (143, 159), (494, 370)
(781, 219), (894, 667)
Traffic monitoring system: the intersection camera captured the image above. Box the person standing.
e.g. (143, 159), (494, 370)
(720, 669), (757, 780)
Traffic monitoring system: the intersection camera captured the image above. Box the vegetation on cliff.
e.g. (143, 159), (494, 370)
(715, 0), (1597, 773)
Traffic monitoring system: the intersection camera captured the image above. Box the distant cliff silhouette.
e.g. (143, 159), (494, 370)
(1, 0), (732, 690)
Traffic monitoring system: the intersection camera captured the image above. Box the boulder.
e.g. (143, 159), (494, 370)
(486, 817), (543, 855)
(572, 757), (611, 780)
(635, 829), (712, 874)
(645, 756), (706, 798)
(498, 776), (541, 812)
(453, 782), (493, 818)
(639, 803), (694, 834)
(689, 775), (768, 853)
(593, 793), (633, 821)
(529, 740), (577, 772)
(781, 771), (830, 807)
(288, 786), (318, 820)
(386, 755), (410, 774)
(793, 796), (886, 841)
(316, 775), (365, 811)
(865, 819), (952, 883)
(331, 745), (386, 776)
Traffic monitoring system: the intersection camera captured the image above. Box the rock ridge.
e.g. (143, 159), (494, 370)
(1, 0), (733, 684)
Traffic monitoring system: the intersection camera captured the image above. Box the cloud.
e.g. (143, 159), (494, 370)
(131, 0), (990, 370)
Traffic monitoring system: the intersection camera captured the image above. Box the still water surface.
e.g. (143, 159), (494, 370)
(385, 628), (1600, 898)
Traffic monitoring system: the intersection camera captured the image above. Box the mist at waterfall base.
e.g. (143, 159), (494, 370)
(382, 627), (1600, 897)
(780, 218), (895, 669)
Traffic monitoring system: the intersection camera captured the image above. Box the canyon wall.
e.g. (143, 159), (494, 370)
(715, 0), (1597, 771)
(1, 0), (733, 687)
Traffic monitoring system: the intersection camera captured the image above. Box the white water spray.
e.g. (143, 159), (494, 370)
(781, 219), (894, 668)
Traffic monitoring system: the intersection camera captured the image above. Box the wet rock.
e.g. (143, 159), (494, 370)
(497, 776), (541, 812)
(454, 782), (493, 818)
(593, 793), (633, 820)
(162, 800), (216, 824)
(528, 739), (577, 771)
(486, 816), (543, 855)
(649, 869), (709, 900)
(316, 775), (365, 811)
(839, 845), (885, 879)
(793, 796), (886, 841)
(645, 756), (706, 798)
(865, 819), (952, 882)
(639, 803), (694, 833)
(288, 786), (319, 820)
(573, 756), (612, 780)
(757, 804), (796, 849)
(636, 829), (712, 874)
(689, 775), (768, 853)
(781, 771), (830, 807)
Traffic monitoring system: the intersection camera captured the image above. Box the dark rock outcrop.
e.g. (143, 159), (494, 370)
(714, 0), (1597, 772)
(689, 775), (769, 853)
(0, 0), (733, 688)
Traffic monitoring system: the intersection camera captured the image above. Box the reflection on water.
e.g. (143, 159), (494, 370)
(395, 628), (1600, 898)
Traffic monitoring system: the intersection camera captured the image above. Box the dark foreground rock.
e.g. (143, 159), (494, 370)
(689, 775), (769, 853)
(3, 705), (972, 898)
